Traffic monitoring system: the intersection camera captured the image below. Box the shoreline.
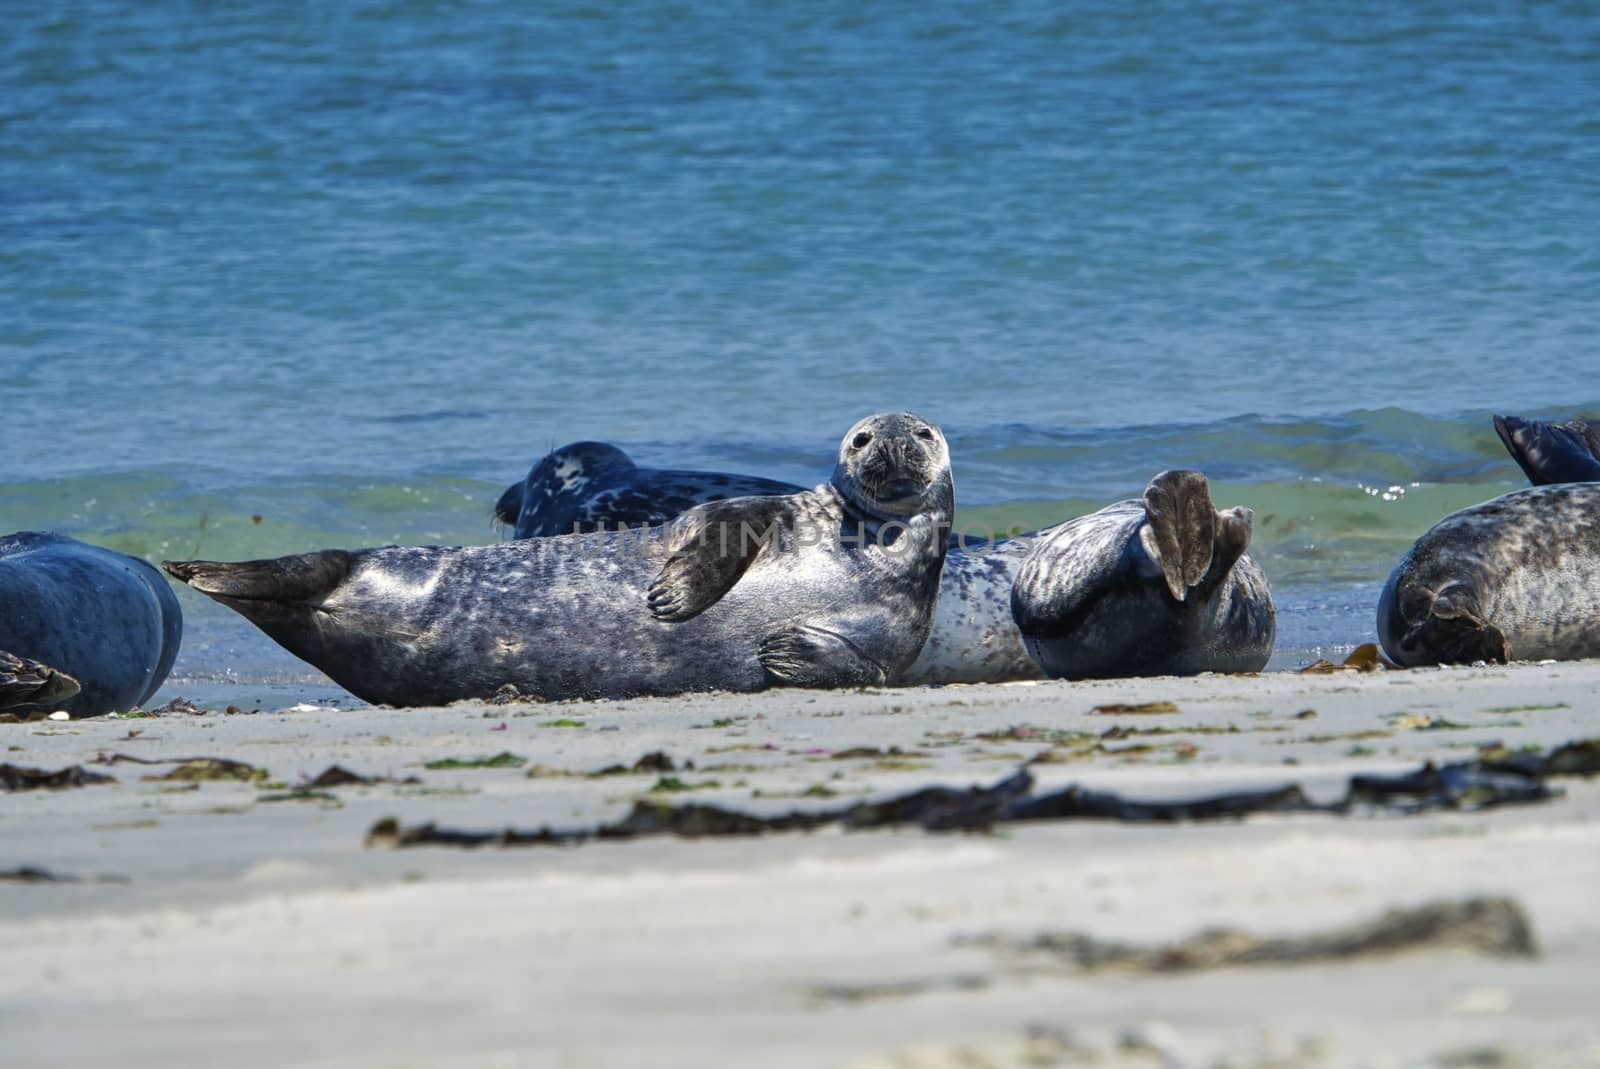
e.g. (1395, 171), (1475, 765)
(7, 661), (1600, 1066)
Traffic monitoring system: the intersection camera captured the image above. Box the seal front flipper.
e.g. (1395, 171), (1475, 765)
(1385, 581), (1510, 666)
(1492, 414), (1600, 486)
(757, 622), (890, 688)
(647, 497), (792, 622)
(164, 551), (353, 620)
(1140, 469), (1217, 601)
(0, 651), (81, 712)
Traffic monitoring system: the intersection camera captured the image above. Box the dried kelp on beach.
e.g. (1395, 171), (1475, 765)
(964, 896), (1537, 972)
(364, 740), (1600, 850)
(1, 763), (116, 791)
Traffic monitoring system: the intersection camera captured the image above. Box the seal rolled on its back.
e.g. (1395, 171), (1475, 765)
(1010, 469), (1275, 679)
(167, 413), (955, 706)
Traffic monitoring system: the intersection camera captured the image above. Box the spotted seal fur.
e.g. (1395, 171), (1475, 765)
(1378, 414), (1600, 666)
(165, 413), (953, 706)
(495, 442), (798, 538)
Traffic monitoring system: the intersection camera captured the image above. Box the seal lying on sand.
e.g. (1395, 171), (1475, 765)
(1010, 471), (1275, 679)
(495, 442), (799, 538)
(0, 532), (183, 716)
(1379, 414), (1600, 666)
(166, 413), (954, 706)
(497, 443), (1273, 683)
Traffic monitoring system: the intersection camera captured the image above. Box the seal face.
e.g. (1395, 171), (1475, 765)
(166, 413), (954, 706)
(495, 442), (799, 538)
(1378, 483), (1600, 666)
(1010, 471), (1275, 679)
(0, 532), (183, 716)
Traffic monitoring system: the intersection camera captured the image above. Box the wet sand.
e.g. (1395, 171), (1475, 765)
(6, 662), (1600, 1068)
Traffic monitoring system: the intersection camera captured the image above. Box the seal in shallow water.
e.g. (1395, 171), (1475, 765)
(1378, 414), (1600, 667)
(495, 442), (799, 538)
(0, 532), (183, 716)
(1009, 470), (1275, 679)
(165, 413), (954, 706)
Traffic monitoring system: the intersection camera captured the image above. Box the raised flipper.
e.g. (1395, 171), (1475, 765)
(164, 551), (353, 618)
(647, 497), (793, 622)
(1493, 414), (1600, 486)
(1140, 469), (1219, 601)
(0, 651), (81, 712)
(757, 622), (890, 688)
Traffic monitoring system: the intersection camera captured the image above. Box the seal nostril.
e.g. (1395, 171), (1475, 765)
(916, 428), (935, 441)
(851, 432), (873, 450)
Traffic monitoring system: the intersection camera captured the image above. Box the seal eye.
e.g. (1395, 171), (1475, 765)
(851, 432), (873, 450)
(915, 427), (935, 441)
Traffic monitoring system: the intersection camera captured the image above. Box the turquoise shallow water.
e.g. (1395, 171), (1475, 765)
(3, 2), (1597, 685)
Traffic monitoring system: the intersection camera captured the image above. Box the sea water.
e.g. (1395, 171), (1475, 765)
(3, 2), (1596, 690)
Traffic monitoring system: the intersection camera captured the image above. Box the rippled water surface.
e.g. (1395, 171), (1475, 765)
(3, 2), (1596, 682)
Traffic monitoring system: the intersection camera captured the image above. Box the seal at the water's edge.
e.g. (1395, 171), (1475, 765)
(1377, 483), (1600, 665)
(1010, 470), (1275, 679)
(0, 532), (183, 716)
(1378, 415), (1600, 666)
(165, 413), (954, 706)
(495, 442), (799, 538)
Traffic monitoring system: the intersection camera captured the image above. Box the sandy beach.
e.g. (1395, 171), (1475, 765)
(6, 661), (1599, 1068)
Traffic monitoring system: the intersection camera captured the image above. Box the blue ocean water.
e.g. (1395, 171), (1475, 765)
(3, 2), (1597, 689)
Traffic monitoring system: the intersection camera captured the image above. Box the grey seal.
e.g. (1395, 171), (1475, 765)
(1378, 414), (1600, 666)
(1377, 483), (1600, 665)
(164, 413), (954, 706)
(0, 532), (183, 716)
(495, 441), (1038, 683)
(491, 446), (1273, 683)
(495, 442), (799, 538)
(1010, 470), (1275, 679)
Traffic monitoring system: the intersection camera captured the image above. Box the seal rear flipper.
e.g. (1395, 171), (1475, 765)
(0, 651), (81, 711)
(1493, 414), (1600, 486)
(647, 497), (793, 622)
(164, 551), (353, 612)
(757, 623), (889, 688)
(1140, 469), (1217, 602)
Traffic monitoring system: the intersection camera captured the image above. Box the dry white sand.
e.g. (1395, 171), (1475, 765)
(6, 662), (1600, 1068)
